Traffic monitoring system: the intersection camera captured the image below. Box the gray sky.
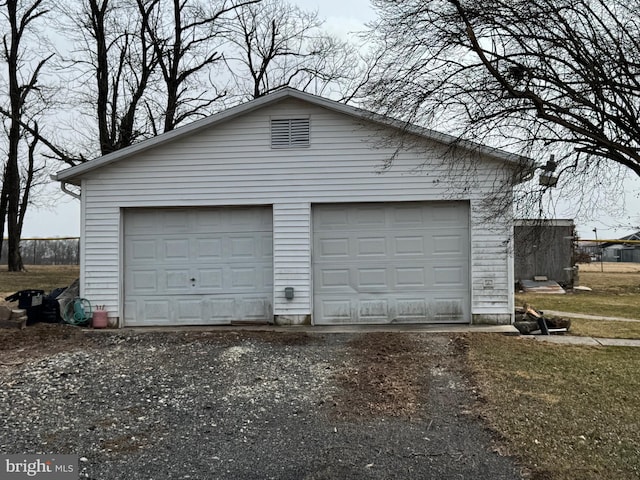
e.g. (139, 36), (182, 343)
(22, 0), (640, 240)
(22, 0), (375, 239)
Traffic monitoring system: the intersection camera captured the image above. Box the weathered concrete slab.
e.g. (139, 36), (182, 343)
(530, 335), (640, 347)
(595, 338), (640, 347)
(116, 324), (521, 335)
(519, 279), (566, 294)
(532, 335), (601, 346)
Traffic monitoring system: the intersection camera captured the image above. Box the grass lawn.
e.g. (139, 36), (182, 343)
(0, 265), (79, 299)
(466, 334), (640, 480)
(569, 318), (640, 340)
(515, 269), (640, 320)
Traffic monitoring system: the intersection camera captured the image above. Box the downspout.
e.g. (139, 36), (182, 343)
(60, 180), (81, 200)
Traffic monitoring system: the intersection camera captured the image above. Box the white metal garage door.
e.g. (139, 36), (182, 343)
(124, 207), (273, 326)
(313, 202), (470, 324)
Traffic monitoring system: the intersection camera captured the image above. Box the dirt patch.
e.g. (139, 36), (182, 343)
(182, 329), (319, 347)
(331, 332), (430, 419)
(233, 330), (317, 346)
(0, 323), (90, 367)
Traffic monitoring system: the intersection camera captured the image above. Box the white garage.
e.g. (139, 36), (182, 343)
(313, 202), (470, 324)
(123, 207), (273, 326)
(54, 88), (529, 327)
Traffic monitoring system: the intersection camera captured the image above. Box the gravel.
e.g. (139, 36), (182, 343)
(0, 328), (524, 479)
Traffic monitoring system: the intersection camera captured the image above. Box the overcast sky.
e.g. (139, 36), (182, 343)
(22, 0), (640, 240)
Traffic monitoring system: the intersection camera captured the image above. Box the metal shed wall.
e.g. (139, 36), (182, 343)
(514, 219), (575, 286)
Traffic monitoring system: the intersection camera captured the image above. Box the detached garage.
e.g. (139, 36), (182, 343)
(55, 88), (530, 327)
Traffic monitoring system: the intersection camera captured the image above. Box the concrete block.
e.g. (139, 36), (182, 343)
(472, 313), (513, 325)
(10, 309), (27, 320)
(274, 315), (311, 326)
(0, 308), (26, 329)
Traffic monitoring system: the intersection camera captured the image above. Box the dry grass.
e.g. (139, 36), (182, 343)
(466, 334), (640, 480)
(0, 265), (79, 300)
(515, 292), (640, 320)
(577, 271), (640, 293)
(577, 262), (640, 273)
(569, 318), (640, 340)
(516, 270), (640, 320)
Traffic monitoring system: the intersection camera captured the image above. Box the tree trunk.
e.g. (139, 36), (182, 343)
(5, 138), (23, 271)
(6, 0), (24, 271)
(162, 0), (182, 133)
(6, 106), (24, 271)
(90, 0), (115, 155)
(0, 166), (8, 261)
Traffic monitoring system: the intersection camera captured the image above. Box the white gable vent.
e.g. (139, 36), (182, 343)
(271, 118), (310, 148)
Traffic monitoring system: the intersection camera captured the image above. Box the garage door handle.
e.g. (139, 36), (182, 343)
(190, 278), (196, 282)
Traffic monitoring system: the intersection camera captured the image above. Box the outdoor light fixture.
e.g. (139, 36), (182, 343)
(539, 154), (559, 187)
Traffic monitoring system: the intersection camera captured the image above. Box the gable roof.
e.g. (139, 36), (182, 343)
(601, 231), (640, 248)
(55, 87), (533, 184)
(621, 231), (640, 242)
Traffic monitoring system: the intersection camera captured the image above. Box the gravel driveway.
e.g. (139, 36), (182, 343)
(0, 326), (523, 479)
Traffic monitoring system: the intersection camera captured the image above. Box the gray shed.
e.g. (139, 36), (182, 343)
(514, 219), (575, 287)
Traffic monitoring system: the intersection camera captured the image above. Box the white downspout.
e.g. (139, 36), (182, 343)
(60, 181), (81, 200)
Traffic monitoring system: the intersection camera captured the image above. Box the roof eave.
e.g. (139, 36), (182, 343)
(55, 89), (297, 183)
(55, 87), (534, 182)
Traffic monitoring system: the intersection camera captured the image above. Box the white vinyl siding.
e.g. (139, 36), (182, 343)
(273, 203), (311, 315)
(79, 186), (120, 317)
(78, 98), (514, 325)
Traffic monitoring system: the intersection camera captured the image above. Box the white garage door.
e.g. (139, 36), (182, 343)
(313, 202), (470, 324)
(124, 207), (273, 326)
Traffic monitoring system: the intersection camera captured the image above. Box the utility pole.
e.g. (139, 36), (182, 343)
(593, 228), (603, 273)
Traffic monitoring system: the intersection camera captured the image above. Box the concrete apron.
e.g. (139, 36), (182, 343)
(86, 324), (520, 335)
(84, 324), (640, 346)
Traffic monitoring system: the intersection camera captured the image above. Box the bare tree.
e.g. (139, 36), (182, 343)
(224, 0), (358, 100)
(60, 0), (159, 155)
(138, 0), (258, 133)
(366, 0), (640, 209)
(0, 0), (52, 271)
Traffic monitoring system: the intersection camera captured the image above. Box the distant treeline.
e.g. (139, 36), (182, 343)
(1, 238), (79, 265)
